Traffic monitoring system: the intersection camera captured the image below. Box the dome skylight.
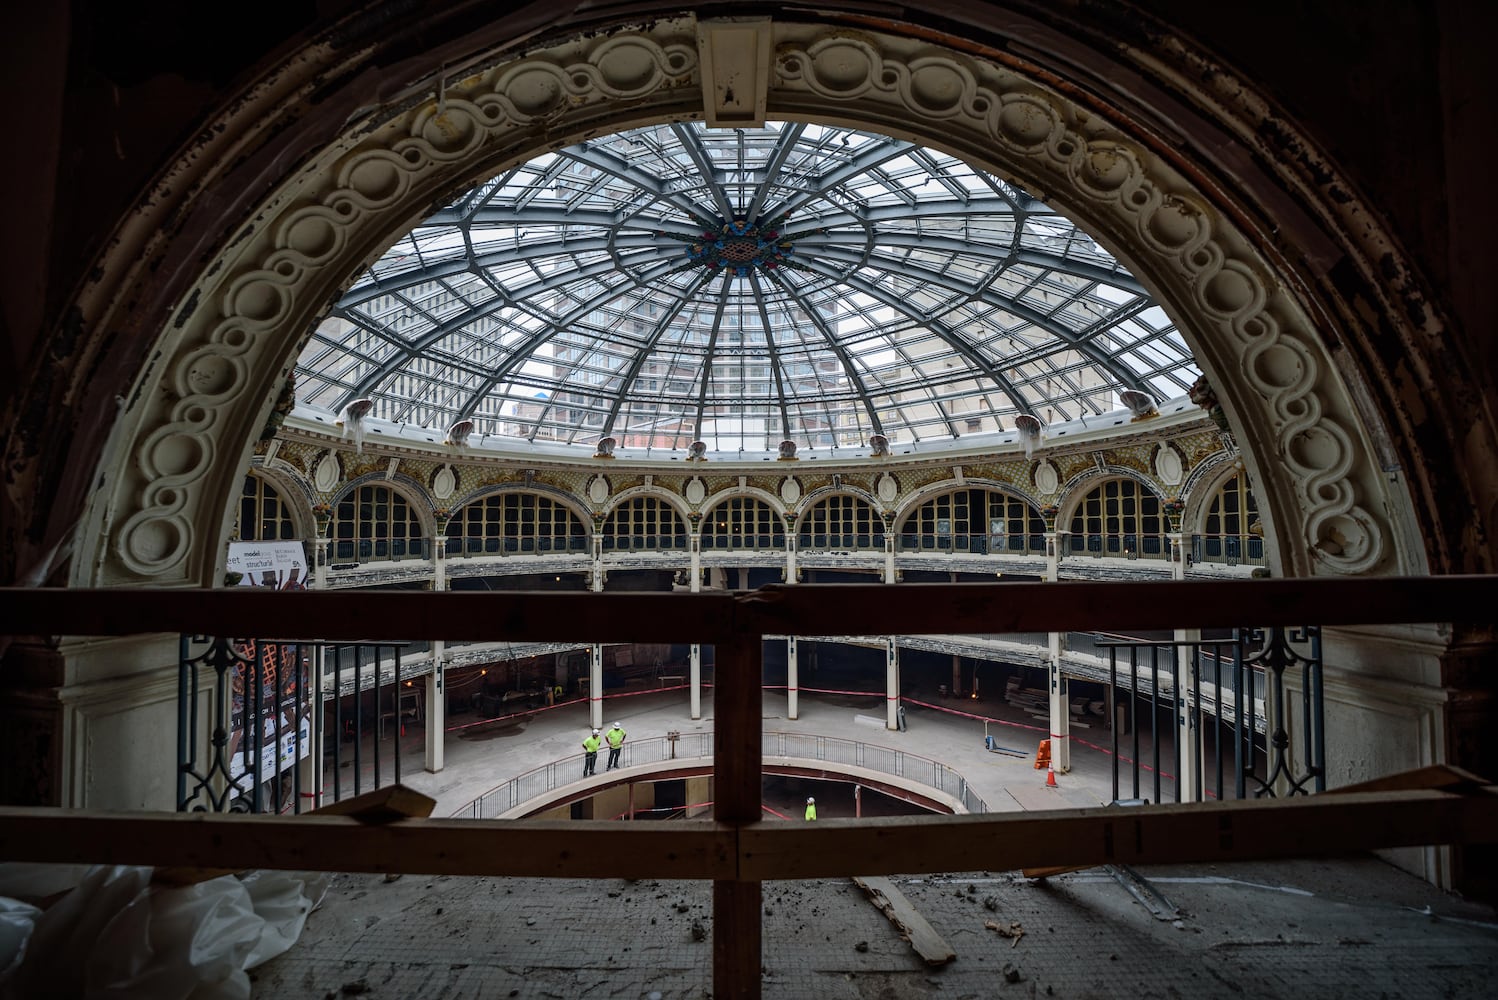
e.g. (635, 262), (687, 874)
(297, 121), (1199, 454)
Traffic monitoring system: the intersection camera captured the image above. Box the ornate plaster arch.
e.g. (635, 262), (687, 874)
(600, 486), (693, 527)
(447, 483), (594, 534)
(329, 473), (438, 539)
(72, 14), (1421, 587)
(700, 487), (788, 523)
(1051, 468), (1169, 529)
(893, 479), (1046, 533)
(1184, 458), (1258, 538)
(241, 462), (315, 542)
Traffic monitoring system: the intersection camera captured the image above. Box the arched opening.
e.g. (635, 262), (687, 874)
(4, 4), (1493, 902)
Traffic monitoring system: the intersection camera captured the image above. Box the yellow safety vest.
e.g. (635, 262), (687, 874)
(583, 735), (602, 753)
(607, 728), (625, 748)
(805, 804), (817, 821)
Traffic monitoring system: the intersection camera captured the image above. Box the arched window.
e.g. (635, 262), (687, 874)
(1199, 474), (1264, 566)
(898, 488), (1045, 554)
(601, 497), (687, 551)
(444, 492), (588, 556)
(701, 497), (782, 549)
(235, 474), (297, 541)
(1067, 478), (1165, 559)
(797, 495), (885, 550)
(331, 484), (423, 562)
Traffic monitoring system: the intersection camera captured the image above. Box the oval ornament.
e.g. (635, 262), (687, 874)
(1034, 460), (1059, 495)
(780, 477), (801, 505)
(313, 452), (340, 493)
(684, 477), (706, 505)
(588, 475), (610, 505)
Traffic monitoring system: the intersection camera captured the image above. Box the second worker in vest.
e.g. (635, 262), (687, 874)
(582, 728), (602, 777)
(805, 796), (817, 821)
(605, 722), (627, 770)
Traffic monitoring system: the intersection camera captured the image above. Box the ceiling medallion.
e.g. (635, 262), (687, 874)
(685, 217), (794, 277)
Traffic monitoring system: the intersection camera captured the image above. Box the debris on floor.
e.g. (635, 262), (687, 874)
(853, 875), (956, 966)
(985, 918), (1026, 947)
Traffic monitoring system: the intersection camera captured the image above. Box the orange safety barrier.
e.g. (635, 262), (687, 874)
(1034, 738), (1051, 770)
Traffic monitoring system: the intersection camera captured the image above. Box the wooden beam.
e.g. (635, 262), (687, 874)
(151, 784), (437, 886)
(0, 812), (733, 879)
(853, 875), (956, 966)
(737, 788), (1498, 880)
(714, 633), (764, 999)
(2, 575), (1496, 643)
(2, 786), (1495, 881)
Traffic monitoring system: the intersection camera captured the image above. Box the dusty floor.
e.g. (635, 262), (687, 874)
(253, 856), (1498, 999)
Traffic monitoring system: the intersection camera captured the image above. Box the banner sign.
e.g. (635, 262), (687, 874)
(227, 541), (309, 589)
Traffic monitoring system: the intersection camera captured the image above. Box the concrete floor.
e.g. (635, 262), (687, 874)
(255, 687), (1498, 998)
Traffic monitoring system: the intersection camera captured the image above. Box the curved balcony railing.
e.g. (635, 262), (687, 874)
(452, 730), (988, 819)
(895, 532), (1047, 555)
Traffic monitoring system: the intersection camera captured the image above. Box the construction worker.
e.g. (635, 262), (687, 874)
(582, 728), (602, 777)
(805, 796), (817, 821)
(605, 722), (627, 770)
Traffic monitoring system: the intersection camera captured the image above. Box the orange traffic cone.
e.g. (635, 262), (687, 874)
(1045, 764), (1058, 788)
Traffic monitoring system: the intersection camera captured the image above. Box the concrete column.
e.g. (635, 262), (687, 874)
(425, 563), (447, 773)
(691, 535), (702, 591)
(784, 525), (796, 583)
(1048, 634), (1071, 773)
(310, 644), (326, 807)
(786, 636), (799, 720)
(883, 535), (896, 584)
(425, 639), (445, 773)
(1169, 532), (1186, 581)
(590, 643), (604, 731)
(885, 637), (900, 730)
(690, 643), (702, 720)
(951, 654), (962, 698)
(1176, 628), (1201, 802)
(1044, 533), (1069, 770)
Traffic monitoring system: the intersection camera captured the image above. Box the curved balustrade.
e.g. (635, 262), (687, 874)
(453, 730), (987, 819)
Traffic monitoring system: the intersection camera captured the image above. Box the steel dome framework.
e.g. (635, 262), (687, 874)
(298, 121), (1199, 454)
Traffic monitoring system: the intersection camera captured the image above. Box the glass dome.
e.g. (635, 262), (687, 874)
(297, 121), (1199, 455)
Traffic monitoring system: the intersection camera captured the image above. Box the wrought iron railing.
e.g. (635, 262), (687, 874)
(1093, 627), (1321, 804)
(177, 638), (418, 815)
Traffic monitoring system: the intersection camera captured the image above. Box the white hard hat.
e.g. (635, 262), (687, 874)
(806, 797), (815, 803)
(611, 722), (621, 728)
(592, 728), (600, 734)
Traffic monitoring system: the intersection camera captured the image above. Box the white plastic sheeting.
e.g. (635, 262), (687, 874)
(0, 865), (328, 1000)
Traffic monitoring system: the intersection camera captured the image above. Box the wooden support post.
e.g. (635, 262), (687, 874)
(714, 628), (762, 999)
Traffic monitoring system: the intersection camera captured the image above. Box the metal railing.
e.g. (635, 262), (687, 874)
(1094, 627), (1321, 804)
(896, 532), (1047, 555)
(453, 730), (987, 819)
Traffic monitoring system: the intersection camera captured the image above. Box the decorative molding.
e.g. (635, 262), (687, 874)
(84, 15), (1401, 586)
(774, 29), (1390, 575)
(1033, 460), (1059, 496)
(588, 475), (611, 505)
